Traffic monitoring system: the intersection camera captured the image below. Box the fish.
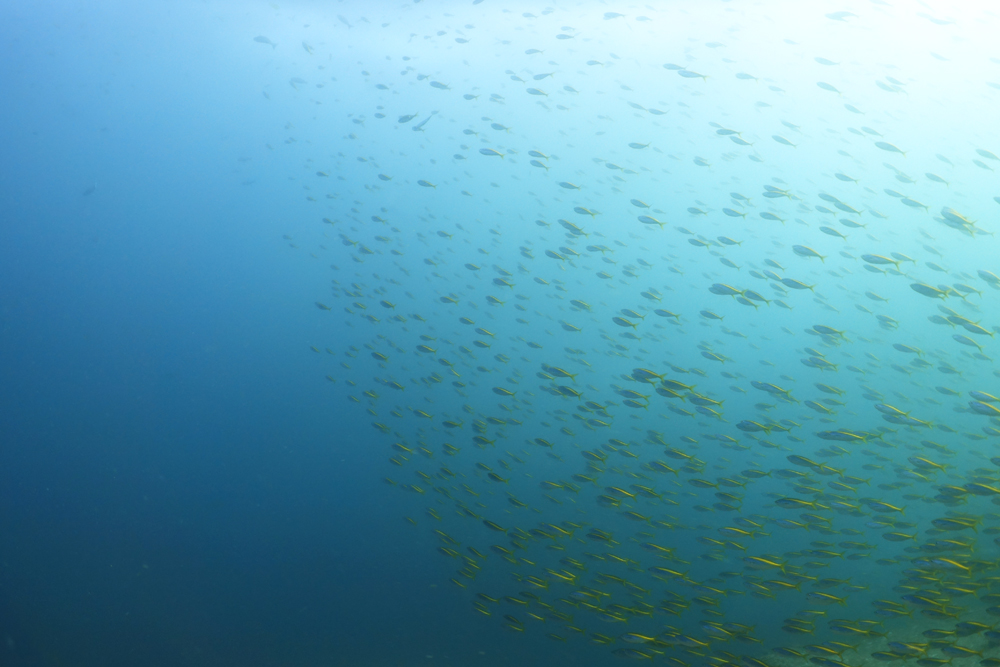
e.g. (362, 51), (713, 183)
(875, 141), (906, 156)
(99, 8), (1000, 665)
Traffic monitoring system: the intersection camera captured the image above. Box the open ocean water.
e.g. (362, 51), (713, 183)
(3, 1), (1000, 666)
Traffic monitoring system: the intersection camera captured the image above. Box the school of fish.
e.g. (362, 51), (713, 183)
(256, 3), (1000, 665)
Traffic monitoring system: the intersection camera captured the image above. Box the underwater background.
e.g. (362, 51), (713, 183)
(3, 1), (1000, 666)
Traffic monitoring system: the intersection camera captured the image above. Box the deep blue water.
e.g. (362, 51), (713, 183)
(4, 2), (1000, 666)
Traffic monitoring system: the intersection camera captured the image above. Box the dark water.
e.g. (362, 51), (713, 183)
(4, 2), (1000, 666)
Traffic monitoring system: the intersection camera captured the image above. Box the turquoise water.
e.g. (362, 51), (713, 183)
(3, 1), (1000, 666)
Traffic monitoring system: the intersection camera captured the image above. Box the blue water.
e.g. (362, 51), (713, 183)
(4, 2), (1000, 666)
